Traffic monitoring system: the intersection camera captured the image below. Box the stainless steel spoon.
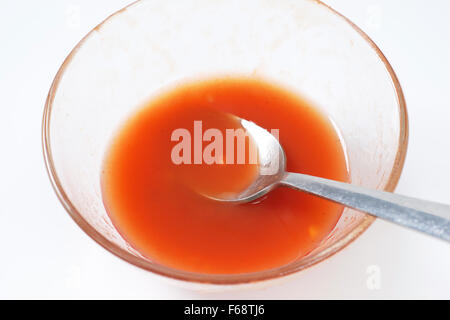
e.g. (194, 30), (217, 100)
(208, 118), (450, 242)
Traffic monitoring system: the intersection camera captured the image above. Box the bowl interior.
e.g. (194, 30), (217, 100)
(43, 0), (407, 284)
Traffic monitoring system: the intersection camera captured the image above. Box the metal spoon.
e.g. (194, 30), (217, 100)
(208, 118), (450, 242)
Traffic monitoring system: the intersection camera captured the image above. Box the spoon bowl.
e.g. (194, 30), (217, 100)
(205, 118), (287, 203)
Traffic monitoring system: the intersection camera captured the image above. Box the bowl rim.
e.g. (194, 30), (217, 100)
(42, 0), (408, 285)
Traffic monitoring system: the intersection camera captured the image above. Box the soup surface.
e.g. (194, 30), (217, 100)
(101, 77), (349, 274)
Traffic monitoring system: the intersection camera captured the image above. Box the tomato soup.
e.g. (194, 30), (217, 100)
(101, 77), (349, 274)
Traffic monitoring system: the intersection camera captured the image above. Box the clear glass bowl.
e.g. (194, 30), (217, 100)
(42, 0), (408, 285)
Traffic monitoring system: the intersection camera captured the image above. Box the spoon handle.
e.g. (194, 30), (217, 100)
(281, 172), (450, 242)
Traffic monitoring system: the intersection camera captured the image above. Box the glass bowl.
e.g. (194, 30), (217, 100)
(42, 0), (408, 285)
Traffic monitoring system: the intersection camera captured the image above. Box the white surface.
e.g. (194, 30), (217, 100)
(0, 0), (449, 299)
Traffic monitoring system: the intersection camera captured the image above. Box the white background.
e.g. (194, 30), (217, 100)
(1, 0), (449, 299)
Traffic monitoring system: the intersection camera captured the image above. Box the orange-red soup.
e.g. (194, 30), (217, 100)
(101, 77), (349, 274)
